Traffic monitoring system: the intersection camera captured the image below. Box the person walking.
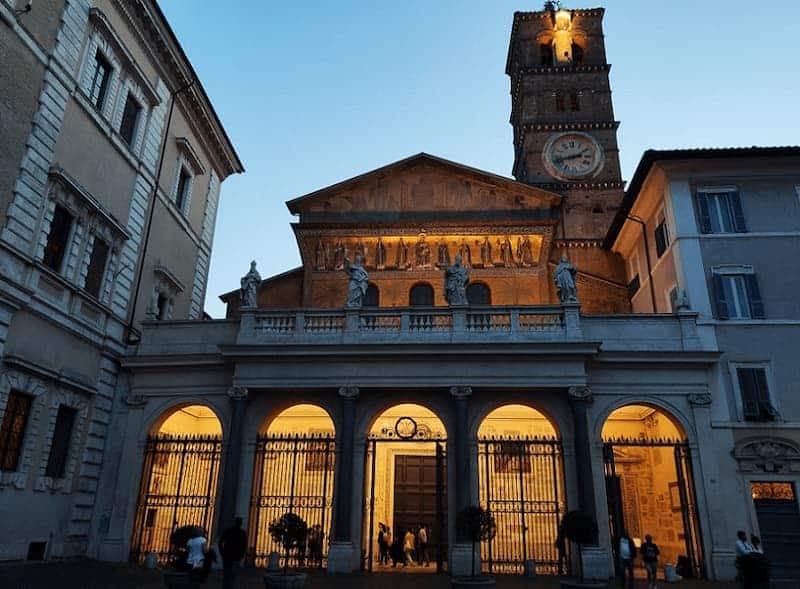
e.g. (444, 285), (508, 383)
(417, 524), (430, 567)
(219, 517), (247, 589)
(618, 530), (637, 589)
(403, 528), (416, 566)
(641, 534), (660, 589)
(185, 528), (210, 589)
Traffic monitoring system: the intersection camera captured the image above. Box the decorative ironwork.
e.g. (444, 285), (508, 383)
(478, 437), (568, 575)
(130, 435), (223, 564)
(249, 434), (335, 569)
(394, 417), (417, 439)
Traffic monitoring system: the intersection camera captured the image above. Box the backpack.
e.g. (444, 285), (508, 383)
(643, 543), (658, 561)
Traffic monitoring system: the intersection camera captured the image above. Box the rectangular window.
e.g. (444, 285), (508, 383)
(175, 168), (191, 212)
(712, 272), (764, 319)
(696, 190), (747, 234)
(654, 215), (670, 258)
(0, 391), (32, 472)
(569, 92), (580, 111)
(84, 238), (110, 298)
(119, 93), (142, 146)
(555, 93), (565, 112)
(42, 204), (74, 272)
(737, 367), (778, 421)
(89, 51), (112, 109)
(45, 406), (77, 478)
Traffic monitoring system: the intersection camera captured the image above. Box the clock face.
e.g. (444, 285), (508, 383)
(543, 132), (604, 180)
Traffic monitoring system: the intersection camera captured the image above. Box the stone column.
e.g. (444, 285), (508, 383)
(218, 386), (248, 531)
(568, 385), (611, 580)
(449, 385), (475, 576)
(328, 385), (358, 573)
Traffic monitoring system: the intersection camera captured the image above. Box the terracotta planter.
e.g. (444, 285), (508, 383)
(263, 572), (308, 589)
(451, 577), (496, 589)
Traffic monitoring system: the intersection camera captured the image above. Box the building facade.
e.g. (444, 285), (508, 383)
(0, 0), (241, 562)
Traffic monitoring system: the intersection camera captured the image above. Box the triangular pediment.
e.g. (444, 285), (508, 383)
(286, 153), (561, 218)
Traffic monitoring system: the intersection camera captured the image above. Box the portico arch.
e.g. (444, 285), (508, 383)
(131, 404), (223, 563)
(477, 405), (567, 575)
(250, 404), (336, 569)
(601, 404), (704, 579)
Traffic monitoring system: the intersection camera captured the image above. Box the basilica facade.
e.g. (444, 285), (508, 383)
(88, 4), (800, 584)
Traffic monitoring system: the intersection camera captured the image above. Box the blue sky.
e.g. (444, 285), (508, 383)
(158, 1), (800, 317)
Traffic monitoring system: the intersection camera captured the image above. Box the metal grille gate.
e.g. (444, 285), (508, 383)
(603, 438), (705, 579)
(130, 435), (223, 563)
(478, 437), (567, 575)
(249, 434), (335, 568)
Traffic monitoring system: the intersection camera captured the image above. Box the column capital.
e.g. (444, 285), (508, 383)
(227, 386), (248, 401)
(568, 385), (593, 404)
(688, 392), (712, 407)
(449, 386), (472, 399)
(338, 385), (359, 399)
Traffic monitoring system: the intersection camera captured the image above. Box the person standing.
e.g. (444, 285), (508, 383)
(403, 528), (416, 566)
(618, 530), (637, 589)
(641, 534), (660, 589)
(417, 524), (430, 567)
(219, 517), (247, 589)
(377, 524), (388, 565)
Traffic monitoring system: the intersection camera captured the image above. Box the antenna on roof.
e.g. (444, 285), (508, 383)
(544, 1), (561, 11)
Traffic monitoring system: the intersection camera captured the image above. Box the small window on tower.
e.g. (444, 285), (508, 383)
(555, 92), (565, 112)
(540, 43), (554, 66)
(570, 92), (580, 111)
(571, 42), (584, 65)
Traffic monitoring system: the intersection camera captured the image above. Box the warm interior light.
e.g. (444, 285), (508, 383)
(553, 9), (573, 64)
(158, 404), (222, 436)
(265, 403), (335, 435)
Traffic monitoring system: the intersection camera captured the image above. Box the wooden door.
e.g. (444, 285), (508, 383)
(393, 455), (438, 539)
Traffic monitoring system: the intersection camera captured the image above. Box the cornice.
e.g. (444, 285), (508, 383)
(517, 121), (620, 133)
(531, 180), (626, 191)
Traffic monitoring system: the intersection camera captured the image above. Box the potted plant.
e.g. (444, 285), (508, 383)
(452, 505), (497, 588)
(559, 511), (605, 588)
(263, 512), (309, 589)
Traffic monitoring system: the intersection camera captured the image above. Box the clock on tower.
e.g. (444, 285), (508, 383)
(507, 5), (624, 239)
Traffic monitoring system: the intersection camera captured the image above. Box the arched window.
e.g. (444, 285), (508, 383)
(466, 283), (491, 305)
(364, 283), (379, 307)
(409, 283), (434, 307)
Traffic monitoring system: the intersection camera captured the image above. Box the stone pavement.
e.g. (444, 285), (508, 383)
(0, 560), (743, 589)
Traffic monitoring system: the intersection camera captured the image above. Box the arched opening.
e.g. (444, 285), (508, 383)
(602, 404), (704, 579)
(409, 282), (434, 307)
(362, 403), (447, 572)
(477, 405), (567, 575)
(364, 283), (379, 307)
(251, 404), (335, 569)
(131, 404), (223, 564)
(466, 282), (492, 306)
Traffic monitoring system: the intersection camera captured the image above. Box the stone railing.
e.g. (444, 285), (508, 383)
(239, 304), (581, 344)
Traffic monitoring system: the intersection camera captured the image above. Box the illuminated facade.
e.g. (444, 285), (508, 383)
(90, 4), (800, 584)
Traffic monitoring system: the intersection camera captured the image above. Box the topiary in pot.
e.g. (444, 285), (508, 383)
(560, 511), (598, 584)
(264, 512), (309, 589)
(453, 505), (497, 587)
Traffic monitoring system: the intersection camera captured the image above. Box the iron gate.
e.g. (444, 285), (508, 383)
(362, 420), (448, 572)
(603, 438), (705, 579)
(130, 435), (223, 563)
(249, 434), (335, 568)
(478, 437), (567, 575)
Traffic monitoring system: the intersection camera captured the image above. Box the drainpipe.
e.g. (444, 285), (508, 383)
(125, 80), (195, 344)
(627, 215), (657, 313)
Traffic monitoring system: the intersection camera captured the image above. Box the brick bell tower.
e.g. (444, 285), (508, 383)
(507, 3), (624, 240)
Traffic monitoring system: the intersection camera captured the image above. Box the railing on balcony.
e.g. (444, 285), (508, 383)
(245, 304), (579, 343)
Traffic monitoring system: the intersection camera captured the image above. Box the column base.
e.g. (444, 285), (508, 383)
(579, 545), (613, 581)
(450, 542), (480, 577)
(326, 541), (356, 574)
(710, 548), (736, 581)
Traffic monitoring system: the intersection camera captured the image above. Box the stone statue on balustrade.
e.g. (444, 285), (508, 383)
(240, 260), (261, 307)
(444, 254), (469, 306)
(343, 254), (369, 308)
(554, 254), (578, 303)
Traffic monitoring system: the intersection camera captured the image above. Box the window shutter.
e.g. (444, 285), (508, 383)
(696, 193), (712, 233)
(711, 274), (729, 319)
(730, 192), (747, 233)
(753, 368), (777, 420)
(737, 368), (761, 420)
(744, 274), (765, 319)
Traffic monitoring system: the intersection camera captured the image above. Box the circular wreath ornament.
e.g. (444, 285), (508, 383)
(395, 416), (418, 439)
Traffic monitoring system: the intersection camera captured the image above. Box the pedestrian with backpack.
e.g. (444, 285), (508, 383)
(641, 534), (660, 589)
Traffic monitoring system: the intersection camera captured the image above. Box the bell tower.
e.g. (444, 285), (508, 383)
(507, 4), (624, 239)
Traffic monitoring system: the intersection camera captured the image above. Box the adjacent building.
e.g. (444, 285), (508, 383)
(0, 0), (241, 562)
